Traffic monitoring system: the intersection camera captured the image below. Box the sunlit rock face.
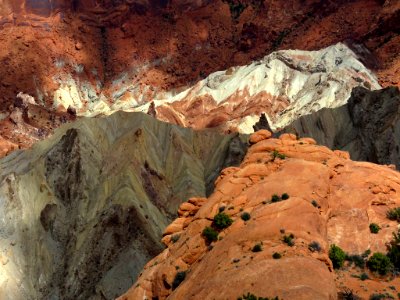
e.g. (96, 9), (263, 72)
(51, 43), (380, 133)
(0, 0), (398, 157)
(119, 131), (400, 300)
(0, 112), (247, 300)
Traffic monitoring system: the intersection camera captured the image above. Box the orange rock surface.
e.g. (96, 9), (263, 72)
(119, 130), (400, 299)
(0, 0), (399, 157)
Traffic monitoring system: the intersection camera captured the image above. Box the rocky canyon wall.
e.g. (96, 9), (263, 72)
(0, 111), (247, 300)
(119, 131), (400, 300)
(281, 86), (400, 169)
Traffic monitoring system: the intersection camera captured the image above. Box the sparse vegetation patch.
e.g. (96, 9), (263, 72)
(202, 227), (218, 243)
(213, 212), (233, 229)
(329, 244), (346, 269)
(367, 252), (392, 275)
(387, 207), (400, 222)
(241, 212), (251, 221)
(369, 223), (380, 234)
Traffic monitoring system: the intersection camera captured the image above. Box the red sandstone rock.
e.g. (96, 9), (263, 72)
(118, 133), (400, 300)
(0, 1), (399, 157)
(249, 129), (272, 144)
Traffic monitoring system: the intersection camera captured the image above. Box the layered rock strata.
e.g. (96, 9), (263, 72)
(0, 111), (247, 300)
(281, 86), (400, 169)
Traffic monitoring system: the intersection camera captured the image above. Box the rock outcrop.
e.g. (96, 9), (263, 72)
(281, 86), (400, 169)
(0, 112), (247, 300)
(1, 0), (399, 157)
(50, 43), (380, 134)
(0, 41), (381, 157)
(119, 131), (400, 300)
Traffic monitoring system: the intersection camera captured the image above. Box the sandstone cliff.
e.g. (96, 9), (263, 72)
(0, 112), (247, 300)
(281, 86), (400, 169)
(119, 131), (400, 299)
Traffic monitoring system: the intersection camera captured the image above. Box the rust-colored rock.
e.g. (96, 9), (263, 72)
(0, 0), (399, 157)
(249, 129), (272, 144)
(119, 132), (400, 300)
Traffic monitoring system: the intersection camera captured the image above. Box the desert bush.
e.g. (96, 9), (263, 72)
(387, 229), (400, 269)
(237, 292), (279, 300)
(369, 223), (381, 234)
(281, 193), (289, 200)
(329, 244), (346, 269)
(271, 150), (286, 160)
(387, 207), (400, 222)
(241, 212), (251, 221)
(359, 273), (369, 281)
(271, 194), (280, 202)
(283, 234), (295, 247)
(252, 244), (262, 252)
(308, 241), (322, 252)
(362, 249), (371, 258)
(338, 288), (361, 300)
(272, 252), (281, 259)
(213, 212), (233, 229)
(369, 293), (394, 300)
(202, 227), (218, 243)
(367, 253), (392, 275)
(311, 200), (319, 207)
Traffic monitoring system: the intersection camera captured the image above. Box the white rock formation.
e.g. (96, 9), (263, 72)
(52, 43), (380, 133)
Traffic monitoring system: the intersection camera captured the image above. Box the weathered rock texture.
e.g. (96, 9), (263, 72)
(0, 43), (381, 157)
(0, 112), (247, 300)
(281, 86), (400, 169)
(119, 131), (400, 300)
(0, 0), (399, 155)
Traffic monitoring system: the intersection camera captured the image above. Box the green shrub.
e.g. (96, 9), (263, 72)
(252, 244), (262, 252)
(271, 194), (280, 202)
(172, 271), (186, 290)
(362, 249), (371, 258)
(271, 150), (286, 161)
(213, 212), (233, 229)
(359, 273), (369, 281)
(283, 234), (295, 247)
(202, 227), (218, 243)
(369, 293), (394, 300)
(329, 244), (346, 269)
(281, 193), (289, 200)
(387, 230), (400, 269)
(237, 292), (279, 300)
(272, 252), (281, 259)
(369, 223), (381, 234)
(241, 212), (251, 221)
(367, 253), (392, 275)
(387, 207), (400, 222)
(308, 241), (322, 252)
(338, 288), (361, 300)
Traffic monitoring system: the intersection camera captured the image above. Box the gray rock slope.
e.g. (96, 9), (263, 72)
(0, 111), (247, 300)
(281, 86), (400, 168)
